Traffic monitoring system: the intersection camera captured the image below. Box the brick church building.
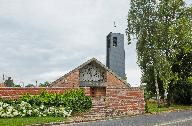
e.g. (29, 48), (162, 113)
(51, 32), (145, 117)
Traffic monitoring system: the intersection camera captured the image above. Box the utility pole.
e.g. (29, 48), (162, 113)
(36, 81), (38, 87)
(3, 74), (5, 82)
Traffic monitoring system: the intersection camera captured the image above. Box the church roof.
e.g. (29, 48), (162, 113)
(51, 58), (130, 87)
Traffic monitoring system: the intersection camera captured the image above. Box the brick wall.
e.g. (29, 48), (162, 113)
(86, 87), (145, 117)
(0, 87), (145, 117)
(106, 71), (128, 88)
(50, 69), (144, 117)
(0, 83), (5, 87)
(0, 87), (85, 99)
(52, 70), (79, 87)
(83, 87), (91, 96)
(89, 97), (106, 117)
(105, 87), (145, 116)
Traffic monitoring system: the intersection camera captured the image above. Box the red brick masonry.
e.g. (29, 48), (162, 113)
(82, 87), (145, 117)
(0, 87), (89, 99)
(0, 87), (145, 117)
(105, 87), (145, 116)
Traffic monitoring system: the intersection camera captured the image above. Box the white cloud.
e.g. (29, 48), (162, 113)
(0, 0), (143, 86)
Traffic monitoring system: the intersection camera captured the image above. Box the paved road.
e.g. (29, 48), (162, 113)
(64, 110), (192, 126)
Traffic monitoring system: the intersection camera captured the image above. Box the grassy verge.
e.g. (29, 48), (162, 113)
(0, 116), (68, 126)
(147, 101), (192, 113)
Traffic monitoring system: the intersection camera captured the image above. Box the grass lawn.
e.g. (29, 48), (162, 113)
(147, 101), (192, 113)
(0, 116), (68, 126)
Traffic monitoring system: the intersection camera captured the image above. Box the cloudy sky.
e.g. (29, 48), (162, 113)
(0, 0), (191, 86)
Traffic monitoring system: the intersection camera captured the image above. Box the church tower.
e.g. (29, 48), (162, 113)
(106, 32), (125, 79)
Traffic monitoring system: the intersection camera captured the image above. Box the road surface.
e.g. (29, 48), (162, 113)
(63, 110), (192, 126)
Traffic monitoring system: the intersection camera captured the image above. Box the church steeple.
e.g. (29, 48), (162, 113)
(106, 32), (125, 79)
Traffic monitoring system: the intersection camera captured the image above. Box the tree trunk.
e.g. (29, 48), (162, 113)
(154, 68), (160, 107)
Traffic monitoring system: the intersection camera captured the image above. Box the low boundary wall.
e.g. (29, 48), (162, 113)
(0, 87), (90, 99)
(85, 87), (145, 117)
(105, 87), (145, 116)
(0, 87), (145, 117)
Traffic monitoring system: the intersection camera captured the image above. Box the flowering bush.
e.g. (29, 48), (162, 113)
(0, 89), (92, 118)
(20, 89), (92, 113)
(0, 101), (72, 118)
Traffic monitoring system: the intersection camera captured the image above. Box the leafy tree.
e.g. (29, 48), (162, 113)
(141, 65), (165, 99)
(127, 0), (163, 106)
(4, 77), (14, 87)
(14, 84), (21, 87)
(127, 0), (191, 106)
(25, 84), (35, 87)
(168, 51), (192, 104)
(39, 81), (51, 87)
(165, 4), (192, 104)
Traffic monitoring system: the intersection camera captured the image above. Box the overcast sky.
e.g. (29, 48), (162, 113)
(0, 0), (191, 86)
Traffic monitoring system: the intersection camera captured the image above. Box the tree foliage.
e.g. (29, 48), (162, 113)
(127, 0), (192, 105)
(25, 84), (35, 87)
(14, 84), (21, 87)
(39, 81), (51, 87)
(168, 51), (192, 105)
(141, 66), (165, 99)
(4, 77), (15, 87)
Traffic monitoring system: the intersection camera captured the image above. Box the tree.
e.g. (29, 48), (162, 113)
(141, 65), (165, 99)
(4, 77), (15, 87)
(127, 0), (162, 107)
(25, 84), (35, 87)
(39, 81), (51, 87)
(168, 51), (192, 105)
(155, 0), (188, 95)
(127, 0), (191, 106)
(14, 84), (21, 87)
(166, 4), (192, 104)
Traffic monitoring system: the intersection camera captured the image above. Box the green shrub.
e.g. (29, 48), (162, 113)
(19, 88), (92, 113)
(61, 89), (92, 113)
(168, 81), (192, 105)
(0, 88), (92, 118)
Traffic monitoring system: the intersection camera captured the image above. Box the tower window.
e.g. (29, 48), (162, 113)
(113, 37), (117, 47)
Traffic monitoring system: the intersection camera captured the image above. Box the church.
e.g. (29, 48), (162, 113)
(50, 32), (145, 117)
(51, 32), (129, 91)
